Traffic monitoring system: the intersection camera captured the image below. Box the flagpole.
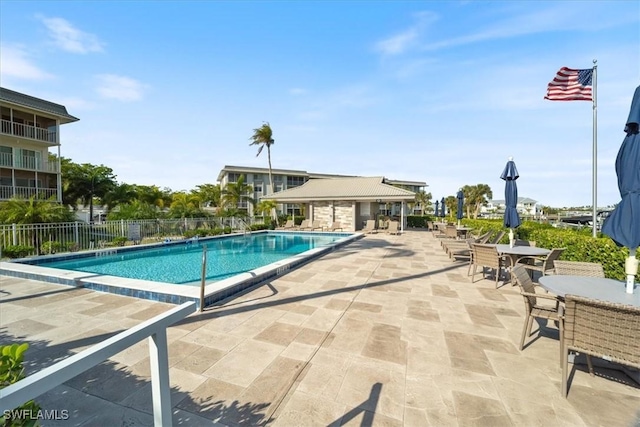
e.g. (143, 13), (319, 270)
(592, 59), (598, 238)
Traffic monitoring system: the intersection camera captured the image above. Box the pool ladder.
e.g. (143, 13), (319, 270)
(237, 218), (250, 235)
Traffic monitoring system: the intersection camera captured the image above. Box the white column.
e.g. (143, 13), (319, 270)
(149, 331), (172, 427)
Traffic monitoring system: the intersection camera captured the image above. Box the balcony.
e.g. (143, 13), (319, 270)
(0, 152), (59, 173)
(0, 185), (58, 201)
(1, 119), (57, 144)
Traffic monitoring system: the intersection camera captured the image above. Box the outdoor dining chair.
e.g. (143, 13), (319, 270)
(559, 295), (640, 397)
(512, 265), (564, 365)
(553, 261), (605, 277)
(470, 243), (511, 288)
(516, 248), (566, 280)
(488, 230), (506, 244)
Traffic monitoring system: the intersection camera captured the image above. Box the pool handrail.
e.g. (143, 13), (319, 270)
(0, 301), (197, 426)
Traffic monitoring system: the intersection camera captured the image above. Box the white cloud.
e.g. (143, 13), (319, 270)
(0, 44), (54, 80)
(374, 11), (438, 55)
(289, 88), (307, 96)
(95, 74), (146, 102)
(39, 16), (104, 54)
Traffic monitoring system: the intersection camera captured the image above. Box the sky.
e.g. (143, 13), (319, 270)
(1, 1), (638, 208)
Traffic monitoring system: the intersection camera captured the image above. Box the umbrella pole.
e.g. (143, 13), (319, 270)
(508, 228), (514, 248)
(625, 248), (638, 294)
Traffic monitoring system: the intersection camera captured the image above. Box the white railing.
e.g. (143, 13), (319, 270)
(0, 119), (57, 144)
(0, 186), (58, 201)
(0, 301), (196, 427)
(0, 151), (59, 173)
(0, 217), (266, 257)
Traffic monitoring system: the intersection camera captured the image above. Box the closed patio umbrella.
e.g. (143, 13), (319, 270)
(440, 197), (446, 221)
(501, 157), (521, 247)
(456, 189), (464, 227)
(602, 85), (640, 294)
(434, 200), (439, 219)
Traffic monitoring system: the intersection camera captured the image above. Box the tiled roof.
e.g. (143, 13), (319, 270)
(262, 176), (417, 202)
(0, 87), (79, 124)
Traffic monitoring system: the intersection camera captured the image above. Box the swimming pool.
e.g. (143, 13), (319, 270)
(0, 231), (361, 308)
(33, 233), (346, 285)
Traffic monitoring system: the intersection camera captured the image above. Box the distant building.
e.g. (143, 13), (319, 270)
(217, 165), (427, 219)
(482, 197), (540, 217)
(0, 87), (79, 202)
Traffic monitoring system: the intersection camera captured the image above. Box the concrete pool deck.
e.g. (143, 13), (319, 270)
(1, 229), (639, 426)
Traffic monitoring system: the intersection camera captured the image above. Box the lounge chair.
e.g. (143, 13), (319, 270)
(295, 219), (311, 230)
(387, 221), (400, 235)
(327, 221), (343, 231)
(362, 220), (377, 234)
(276, 219), (295, 230)
(310, 220), (324, 231)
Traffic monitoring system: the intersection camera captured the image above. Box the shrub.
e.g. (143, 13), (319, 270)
(40, 241), (67, 255)
(112, 236), (127, 246)
(1, 245), (35, 259)
(250, 223), (270, 231)
(462, 219), (637, 281)
(406, 216), (429, 228)
(0, 343), (41, 426)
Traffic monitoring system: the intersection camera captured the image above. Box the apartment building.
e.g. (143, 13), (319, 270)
(217, 165), (427, 217)
(0, 87), (79, 202)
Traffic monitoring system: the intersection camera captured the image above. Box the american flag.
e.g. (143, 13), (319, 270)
(544, 67), (593, 101)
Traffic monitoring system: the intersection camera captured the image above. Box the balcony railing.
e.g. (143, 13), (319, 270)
(0, 186), (58, 200)
(0, 152), (59, 173)
(1, 119), (57, 144)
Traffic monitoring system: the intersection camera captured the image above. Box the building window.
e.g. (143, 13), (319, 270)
(254, 183), (263, 198)
(0, 146), (12, 167)
(228, 173), (244, 183)
(273, 175), (283, 183)
(253, 174), (263, 181)
(287, 176), (305, 187)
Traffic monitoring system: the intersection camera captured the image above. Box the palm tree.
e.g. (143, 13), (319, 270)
(169, 192), (204, 218)
(102, 183), (137, 212)
(415, 190), (431, 215)
(221, 175), (255, 216)
(63, 163), (117, 223)
(0, 196), (73, 254)
(193, 183), (221, 209)
(445, 195), (457, 220)
(467, 184), (493, 219)
(249, 122), (275, 217)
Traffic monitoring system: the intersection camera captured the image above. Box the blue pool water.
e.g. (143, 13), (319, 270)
(35, 232), (346, 285)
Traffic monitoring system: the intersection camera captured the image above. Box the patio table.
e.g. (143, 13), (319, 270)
(538, 275), (640, 307)
(494, 244), (550, 267)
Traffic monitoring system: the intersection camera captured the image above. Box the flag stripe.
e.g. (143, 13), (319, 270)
(544, 66), (593, 101)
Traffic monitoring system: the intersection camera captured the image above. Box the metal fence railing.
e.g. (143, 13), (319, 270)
(0, 217), (266, 257)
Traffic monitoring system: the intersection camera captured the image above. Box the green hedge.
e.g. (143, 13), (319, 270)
(406, 215), (438, 228)
(460, 219), (637, 281)
(1, 245), (35, 259)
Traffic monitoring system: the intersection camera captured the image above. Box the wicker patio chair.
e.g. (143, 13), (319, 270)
(488, 230), (506, 244)
(470, 243), (511, 288)
(512, 265), (563, 365)
(516, 248), (566, 279)
(554, 261), (605, 277)
(559, 295), (640, 397)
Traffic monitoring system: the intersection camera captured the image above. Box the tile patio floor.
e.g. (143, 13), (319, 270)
(1, 230), (639, 426)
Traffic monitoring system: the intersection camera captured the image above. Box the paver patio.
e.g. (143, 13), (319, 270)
(1, 230), (639, 426)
